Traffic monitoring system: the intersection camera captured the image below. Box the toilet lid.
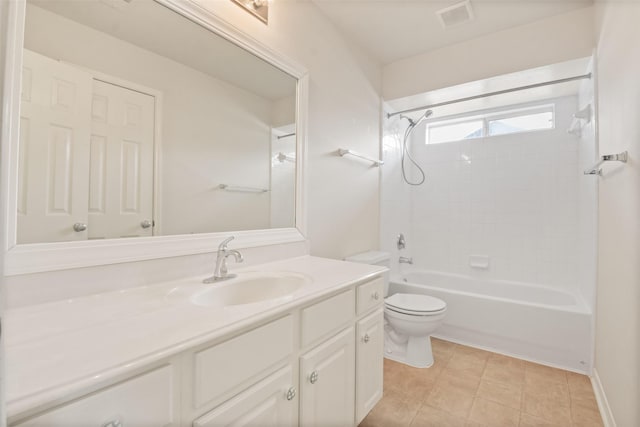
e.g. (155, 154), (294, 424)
(385, 293), (446, 313)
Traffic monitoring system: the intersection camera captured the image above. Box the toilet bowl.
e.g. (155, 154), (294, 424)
(384, 293), (446, 368)
(344, 251), (447, 369)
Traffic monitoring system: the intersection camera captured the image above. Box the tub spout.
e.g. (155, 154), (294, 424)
(399, 256), (413, 264)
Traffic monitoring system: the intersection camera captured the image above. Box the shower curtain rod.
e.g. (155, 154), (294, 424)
(387, 73), (592, 118)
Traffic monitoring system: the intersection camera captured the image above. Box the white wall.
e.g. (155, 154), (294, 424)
(593, 2), (640, 426)
(24, 4), (277, 235)
(383, 7), (595, 101)
(191, 0), (383, 259)
(382, 96), (591, 293)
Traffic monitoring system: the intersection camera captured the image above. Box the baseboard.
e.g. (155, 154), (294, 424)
(592, 368), (616, 427)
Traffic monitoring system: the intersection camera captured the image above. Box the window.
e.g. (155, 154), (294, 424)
(426, 105), (554, 144)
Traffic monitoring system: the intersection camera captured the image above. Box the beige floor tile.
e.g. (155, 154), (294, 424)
(445, 352), (488, 378)
(524, 361), (568, 386)
(522, 392), (572, 425)
(409, 403), (467, 427)
(437, 369), (482, 394)
(364, 339), (604, 427)
(426, 382), (476, 418)
(571, 399), (604, 426)
(482, 353), (526, 385)
(468, 398), (521, 426)
(523, 377), (570, 406)
(361, 388), (422, 427)
(519, 413), (567, 427)
(476, 379), (523, 410)
(567, 372), (598, 403)
(384, 359), (441, 401)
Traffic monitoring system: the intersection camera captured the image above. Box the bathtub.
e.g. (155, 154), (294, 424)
(390, 269), (593, 373)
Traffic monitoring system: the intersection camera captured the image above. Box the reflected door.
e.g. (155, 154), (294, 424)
(18, 50), (93, 244)
(89, 80), (155, 239)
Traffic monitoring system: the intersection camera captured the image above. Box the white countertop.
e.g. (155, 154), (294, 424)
(4, 255), (386, 418)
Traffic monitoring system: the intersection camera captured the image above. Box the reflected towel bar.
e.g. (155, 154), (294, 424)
(584, 151), (628, 176)
(338, 148), (384, 167)
(218, 184), (268, 193)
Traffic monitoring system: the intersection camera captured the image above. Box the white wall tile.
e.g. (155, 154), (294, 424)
(382, 95), (594, 292)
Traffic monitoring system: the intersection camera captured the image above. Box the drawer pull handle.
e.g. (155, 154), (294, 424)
(102, 419), (123, 427)
(286, 387), (296, 401)
(363, 333), (370, 343)
(309, 370), (319, 384)
(372, 292), (380, 300)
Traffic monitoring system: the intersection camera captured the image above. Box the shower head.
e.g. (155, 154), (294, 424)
(401, 109), (433, 128)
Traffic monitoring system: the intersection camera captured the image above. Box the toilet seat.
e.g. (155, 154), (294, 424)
(385, 293), (446, 316)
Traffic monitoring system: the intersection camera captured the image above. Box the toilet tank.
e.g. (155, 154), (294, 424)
(344, 251), (391, 296)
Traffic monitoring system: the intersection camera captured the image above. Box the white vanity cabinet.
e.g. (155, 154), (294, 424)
(192, 366), (297, 427)
(355, 308), (384, 424)
(9, 274), (385, 427)
(299, 327), (355, 427)
(13, 364), (178, 427)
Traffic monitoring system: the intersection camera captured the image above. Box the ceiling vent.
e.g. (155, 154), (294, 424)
(436, 0), (475, 29)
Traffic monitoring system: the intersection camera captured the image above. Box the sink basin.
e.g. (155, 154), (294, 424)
(191, 272), (311, 307)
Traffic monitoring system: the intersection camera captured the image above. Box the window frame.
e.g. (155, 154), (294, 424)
(425, 103), (555, 145)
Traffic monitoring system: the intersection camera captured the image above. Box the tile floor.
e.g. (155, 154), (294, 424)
(360, 338), (604, 427)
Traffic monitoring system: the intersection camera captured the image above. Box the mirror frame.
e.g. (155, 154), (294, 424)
(1, 0), (308, 275)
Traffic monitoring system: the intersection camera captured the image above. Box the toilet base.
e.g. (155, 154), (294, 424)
(384, 327), (434, 368)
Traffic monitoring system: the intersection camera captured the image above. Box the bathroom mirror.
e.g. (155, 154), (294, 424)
(3, 0), (308, 274)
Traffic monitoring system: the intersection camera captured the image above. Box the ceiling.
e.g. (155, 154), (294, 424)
(311, 0), (593, 65)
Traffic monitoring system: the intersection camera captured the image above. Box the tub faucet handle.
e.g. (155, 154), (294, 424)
(397, 233), (406, 250)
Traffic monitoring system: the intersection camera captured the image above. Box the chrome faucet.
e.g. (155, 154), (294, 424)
(399, 256), (413, 265)
(203, 236), (244, 283)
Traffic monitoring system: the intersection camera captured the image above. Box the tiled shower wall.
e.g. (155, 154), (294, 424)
(382, 96), (592, 295)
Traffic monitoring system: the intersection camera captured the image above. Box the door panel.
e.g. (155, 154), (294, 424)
(18, 49), (93, 243)
(89, 80), (155, 239)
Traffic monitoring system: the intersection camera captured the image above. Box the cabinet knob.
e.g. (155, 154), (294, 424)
(286, 387), (296, 401)
(73, 222), (87, 232)
(101, 419), (123, 427)
(309, 370), (319, 384)
(363, 334), (370, 343)
(140, 219), (153, 229)
(372, 292), (380, 300)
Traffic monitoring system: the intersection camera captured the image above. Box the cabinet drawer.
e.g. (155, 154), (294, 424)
(14, 365), (175, 427)
(193, 366), (296, 427)
(301, 289), (354, 347)
(356, 277), (384, 315)
(194, 315), (293, 409)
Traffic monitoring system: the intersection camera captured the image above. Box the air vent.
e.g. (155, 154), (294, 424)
(436, 0), (475, 29)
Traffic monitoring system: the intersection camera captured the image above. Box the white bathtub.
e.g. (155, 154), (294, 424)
(390, 269), (593, 373)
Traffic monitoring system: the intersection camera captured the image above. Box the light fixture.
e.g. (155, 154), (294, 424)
(232, 0), (268, 24)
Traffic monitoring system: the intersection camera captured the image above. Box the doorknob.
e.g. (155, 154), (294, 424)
(73, 223), (87, 232)
(140, 219), (153, 229)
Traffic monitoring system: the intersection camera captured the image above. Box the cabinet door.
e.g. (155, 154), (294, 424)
(193, 366), (296, 427)
(356, 309), (384, 424)
(300, 327), (355, 427)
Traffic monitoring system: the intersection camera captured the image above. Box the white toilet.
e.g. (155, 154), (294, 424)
(345, 251), (447, 368)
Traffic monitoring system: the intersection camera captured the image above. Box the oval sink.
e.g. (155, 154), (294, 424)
(191, 272), (311, 307)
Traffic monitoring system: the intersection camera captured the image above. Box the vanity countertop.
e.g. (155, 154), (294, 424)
(4, 255), (386, 418)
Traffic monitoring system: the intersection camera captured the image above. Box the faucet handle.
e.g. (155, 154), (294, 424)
(218, 236), (235, 250)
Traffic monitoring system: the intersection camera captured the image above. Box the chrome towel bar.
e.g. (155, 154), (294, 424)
(584, 151), (628, 176)
(338, 148), (384, 167)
